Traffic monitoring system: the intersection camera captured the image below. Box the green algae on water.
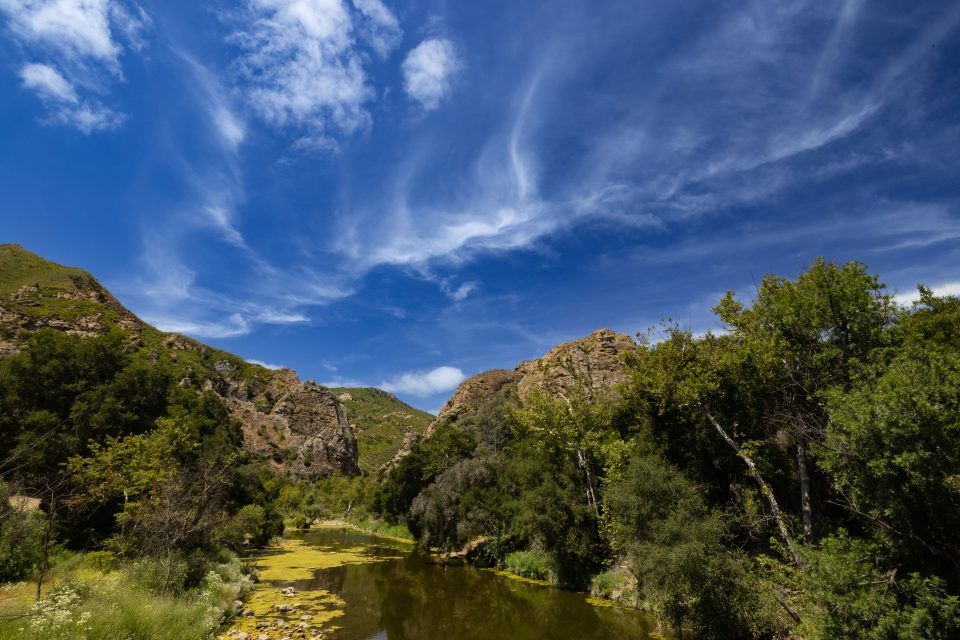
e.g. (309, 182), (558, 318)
(221, 537), (401, 639)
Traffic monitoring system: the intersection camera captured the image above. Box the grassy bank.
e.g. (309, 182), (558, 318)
(314, 518), (415, 543)
(0, 551), (253, 640)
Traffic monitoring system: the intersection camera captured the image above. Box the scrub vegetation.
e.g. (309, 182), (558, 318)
(370, 259), (960, 639)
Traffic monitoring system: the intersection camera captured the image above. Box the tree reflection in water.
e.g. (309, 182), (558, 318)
(297, 528), (656, 640)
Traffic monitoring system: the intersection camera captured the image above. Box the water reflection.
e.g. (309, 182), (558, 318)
(296, 528), (656, 640)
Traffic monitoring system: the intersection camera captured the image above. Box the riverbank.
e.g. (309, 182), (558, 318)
(0, 551), (253, 640)
(312, 519), (415, 544)
(220, 532), (407, 640)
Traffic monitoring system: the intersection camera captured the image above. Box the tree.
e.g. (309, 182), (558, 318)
(627, 328), (805, 567)
(713, 258), (898, 540)
(820, 349), (960, 577)
(510, 387), (618, 518)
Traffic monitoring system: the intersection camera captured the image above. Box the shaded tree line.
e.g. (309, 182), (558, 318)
(0, 328), (284, 593)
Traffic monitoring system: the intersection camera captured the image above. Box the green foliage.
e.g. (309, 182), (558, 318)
(504, 549), (557, 583)
(375, 420), (476, 521)
(331, 387), (433, 473)
(604, 450), (782, 637)
(0, 483), (44, 582)
(0, 551), (254, 640)
(714, 257), (896, 387)
(821, 349), (960, 571)
(217, 504), (280, 550)
(800, 532), (960, 640)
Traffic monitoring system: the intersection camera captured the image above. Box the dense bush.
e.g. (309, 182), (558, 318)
(374, 260), (960, 639)
(504, 549), (557, 583)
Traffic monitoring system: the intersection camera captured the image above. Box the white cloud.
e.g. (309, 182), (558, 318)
(319, 376), (365, 388)
(228, 0), (401, 145)
(1, 0), (120, 65)
(246, 358), (286, 370)
(179, 52), (248, 151)
(203, 205), (246, 247)
(401, 37), (460, 110)
(380, 365), (465, 397)
(0, 0), (149, 132)
(440, 279), (478, 302)
(146, 313), (252, 339)
(351, 0), (401, 57)
(895, 282), (960, 307)
(214, 107), (246, 149)
(19, 62), (76, 101)
(19, 62), (124, 132)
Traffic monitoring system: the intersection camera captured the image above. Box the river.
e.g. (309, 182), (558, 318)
(225, 526), (659, 640)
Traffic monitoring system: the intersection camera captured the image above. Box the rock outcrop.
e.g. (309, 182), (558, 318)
(227, 378), (360, 479)
(428, 369), (522, 435)
(516, 328), (638, 400)
(407, 329), (637, 460)
(0, 244), (360, 479)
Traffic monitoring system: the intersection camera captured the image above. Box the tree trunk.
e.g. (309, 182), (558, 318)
(701, 407), (804, 568)
(35, 494), (55, 601)
(575, 444), (600, 519)
(797, 441), (814, 540)
(161, 546), (174, 595)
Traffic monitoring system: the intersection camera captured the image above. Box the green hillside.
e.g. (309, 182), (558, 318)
(331, 387), (433, 473)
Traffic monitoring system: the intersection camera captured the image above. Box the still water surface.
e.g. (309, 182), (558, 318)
(282, 528), (658, 640)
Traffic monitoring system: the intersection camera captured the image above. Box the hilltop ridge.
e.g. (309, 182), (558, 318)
(0, 244), (360, 478)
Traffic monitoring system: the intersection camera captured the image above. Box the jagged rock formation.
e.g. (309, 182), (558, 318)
(331, 387), (433, 474)
(0, 244), (359, 479)
(515, 328), (638, 400)
(428, 369), (521, 436)
(226, 378), (360, 478)
(393, 329), (638, 467)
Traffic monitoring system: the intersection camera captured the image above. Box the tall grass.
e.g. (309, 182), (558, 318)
(0, 552), (253, 640)
(504, 549), (558, 583)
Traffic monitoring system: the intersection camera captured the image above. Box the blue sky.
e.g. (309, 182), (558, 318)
(2, 0), (960, 413)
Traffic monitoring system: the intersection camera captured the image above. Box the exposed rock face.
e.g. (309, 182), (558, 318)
(516, 328), (637, 400)
(0, 244), (360, 479)
(428, 369), (522, 435)
(409, 329), (637, 459)
(379, 430), (422, 479)
(228, 378), (360, 479)
(411, 329), (637, 453)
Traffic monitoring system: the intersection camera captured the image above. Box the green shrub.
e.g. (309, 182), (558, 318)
(504, 549), (557, 583)
(81, 551), (118, 572)
(590, 567), (638, 606)
(0, 494), (44, 583)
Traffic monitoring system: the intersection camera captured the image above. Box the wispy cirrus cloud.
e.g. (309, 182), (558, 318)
(0, 0), (149, 132)
(124, 0), (960, 346)
(340, 0), (960, 276)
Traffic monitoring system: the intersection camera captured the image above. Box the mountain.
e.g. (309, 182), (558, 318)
(330, 387), (434, 474)
(431, 328), (638, 433)
(383, 328), (639, 472)
(0, 244), (359, 478)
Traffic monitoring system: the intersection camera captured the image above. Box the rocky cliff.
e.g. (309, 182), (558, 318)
(0, 244), (359, 479)
(395, 329), (638, 468)
(515, 328), (638, 400)
(428, 369), (521, 436)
